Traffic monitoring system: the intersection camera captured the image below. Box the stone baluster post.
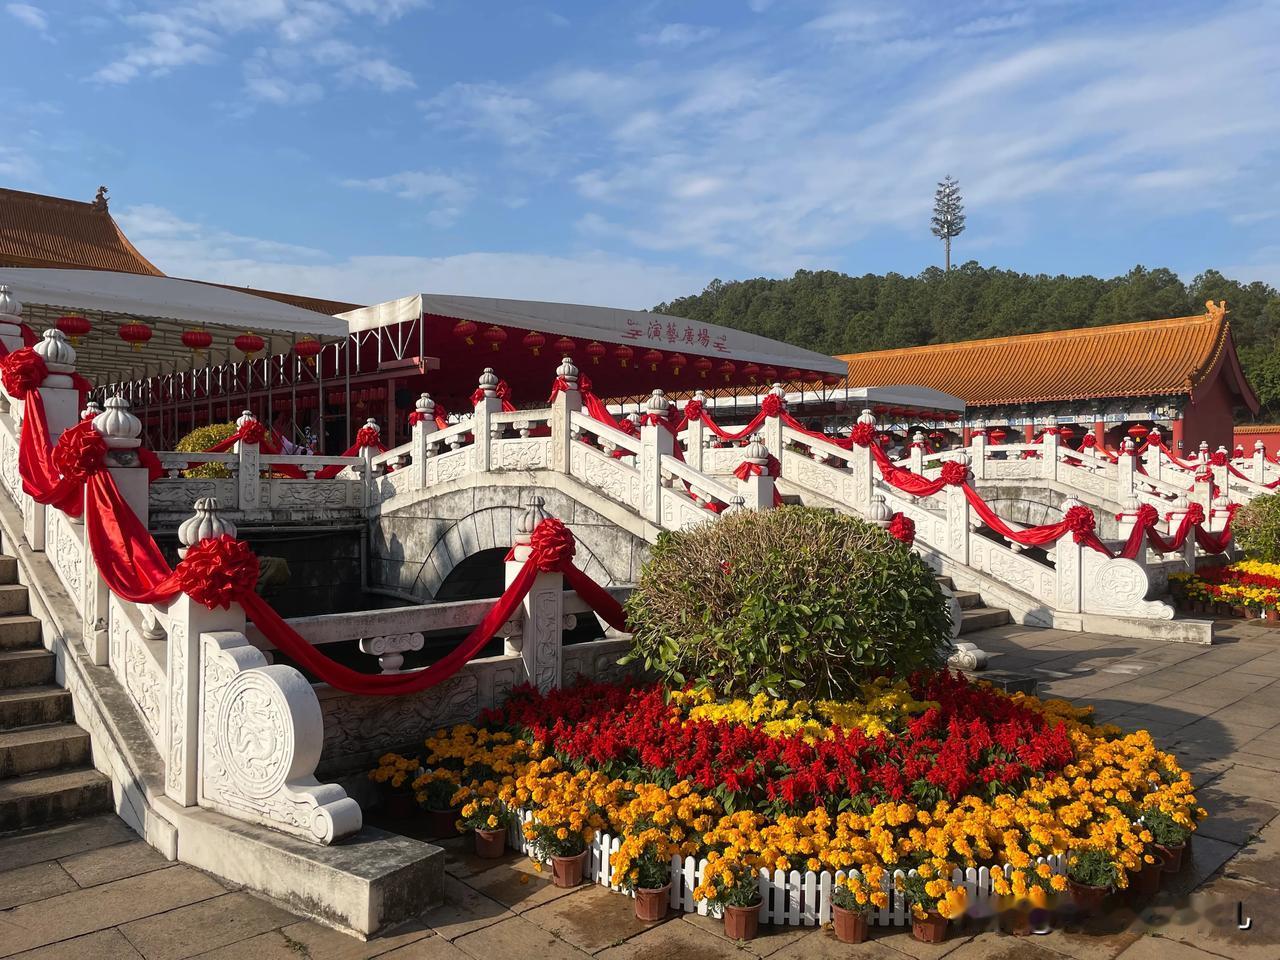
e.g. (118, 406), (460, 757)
(472, 368), (502, 473)
(1191, 465), (1213, 516)
(1116, 438), (1137, 497)
(1253, 440), (1268, 485)
(970, 432), (987, 481)
(0, 285), (25, 356)
(550, 356), (581, 476)
(1212, 445), (1230, 499)
(503, 497), (562, 692)
(23, 330), (80, 551)
(1039, 429), (1059, 482)
(849, 409), (876, 516)
(683, 390), (707, 471)
(736, 438), (775, 510)
(412, 393), (437, 490)
(944, 452), (972, 566)
(84, 397), (148, 666)
(1168, 495), (1196, 572)
(165, 498), (245, 807)
(1197, 441), (1210, 466)
(639, 388), (673, 525)
(233, 410), (261, 511)
(1144, 428), (1163, 480)
(1054, 498), (1086, 614)
(359, 418), (380, 480)
(762, 383), (784, 467)
(908, 431), (927, 474)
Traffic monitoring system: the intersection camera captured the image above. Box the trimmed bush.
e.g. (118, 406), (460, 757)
(1233, 492), (1280, 563)
(622, 506), (951, 698)
(175, 422), (237, 478)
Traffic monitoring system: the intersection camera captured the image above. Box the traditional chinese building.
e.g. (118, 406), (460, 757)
(833, 304), (1258, 453)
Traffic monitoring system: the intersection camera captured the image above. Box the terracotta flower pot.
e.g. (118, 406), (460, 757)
(634, 883), (671, 922)
(1244, 606), (1259, 620)
(474, 828), (507, 859)
(384, 791), (415, 820)
(833, 905), (870, 943)
(723, 902), (761, 941)
(1155, 841), (1185, 872)
(911, 911), (948, 943)
(1000, 908), (1032, 936)
(1266, 608), (1279, 623)
(550, 849), (589, 888)
(1067, 879), (1109, 915)
(1130, 855), (1164, 900)
(426, 807), (461, 839)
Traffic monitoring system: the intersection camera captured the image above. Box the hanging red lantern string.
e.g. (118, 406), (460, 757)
(294, 336), (322, 366)
(613, 344), (634, 367)
(181, 328), (213, 362)
(642, 348), (663, 372)
(118, 321), (153, 352)
(453, 320), (478, 345)
(554, 336), (576, 355)
(692, 356), (713, 378)
(56, 315), (92, 346)
(822, 373), (842, 387)
(742, 362), (761, 383)
(482, 325), (508, 352)
(717, 360), (736, 383)
(784, 367), (803, 382)
(522, 331), (546, 356)
(234, 332), (265, 360)
(585, 341), (607, 365)
(761, 366), (779, 384)
(666, 353), (687, 376)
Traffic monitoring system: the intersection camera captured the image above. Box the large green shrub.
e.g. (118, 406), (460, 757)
(621, 507), (951, 698)
(1234, 492), (1280, 563)
(176, 422), (237, 478)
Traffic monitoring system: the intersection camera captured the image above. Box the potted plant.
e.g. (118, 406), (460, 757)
(459, 797), (513, 859)
(1142, 808), (1192, 872)
(831, 875), (879, 944)
(996, 864), (1066, 935)
(898, 861), (965, 944)
(413, 769), (462, 838)
(1129, 846), (1165, 901)
(1065, 848), (1119, 915)
(524, 813), (593, 888)
(367, 752), (420, 819)
(611, 831), (674, 923)
(694, 855), (763, 941)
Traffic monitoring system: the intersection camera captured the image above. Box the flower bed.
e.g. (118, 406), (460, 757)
(1170, 561), (1280, 619)
(379, 672), (1202, 927)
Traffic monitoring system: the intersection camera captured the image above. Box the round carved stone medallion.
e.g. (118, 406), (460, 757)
(216, 671), (293, 800)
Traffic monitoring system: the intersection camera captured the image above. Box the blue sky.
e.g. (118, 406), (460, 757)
(4, 0), (1279, 308)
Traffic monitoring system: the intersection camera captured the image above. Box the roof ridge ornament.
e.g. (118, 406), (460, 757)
(1205, 299), (1227, 323)
(92, 185), (109, 211)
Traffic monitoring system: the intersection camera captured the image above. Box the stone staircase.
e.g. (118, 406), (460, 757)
(939, 576), (1013, 635)
(0, 556), (111, 831)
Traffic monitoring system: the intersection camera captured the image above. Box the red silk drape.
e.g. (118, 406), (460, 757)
(18, 391), (88, 517)
(84, 470), (182, 603)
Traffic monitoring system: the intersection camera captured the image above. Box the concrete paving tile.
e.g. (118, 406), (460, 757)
(452, 915), (592, 959)
(943, 930), (1092, 960)
(1154, 875), (1280, 959)
(0, 860), (77, 909)
(59, 839), (170, 888)
(461, 858), (579, 914)
(0, 865), (228, 958)
(378, 936), (471, 958)
(187, 919), (437, 960)
(1219, 815), (1280, 888)
(857, 925), (974, 960)
(1154, 833), (1240, 901)
(521, 882), (660, 954)
(1112, 935), (1231, 960)
(0, 814), (136, 872)
(1027, 924), (1141, 960)
(1228, 751), (1280, 773)
(422, 875), (514, 941)
(116, 890), (296, 960)
(596, 915), (760, 959)
(1192, 788), (1279, 847)
(4, 928), (144, 960)
(678, 912), (816, 958)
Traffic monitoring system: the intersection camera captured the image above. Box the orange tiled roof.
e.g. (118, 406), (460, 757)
(1236, 424), (1280, 435)
(835, 309), (1256, 409)
(192, 280), (360, 316)
(0, 187), (163, 276)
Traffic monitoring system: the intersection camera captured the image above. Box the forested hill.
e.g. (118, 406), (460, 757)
(654, 264), (1280, 420)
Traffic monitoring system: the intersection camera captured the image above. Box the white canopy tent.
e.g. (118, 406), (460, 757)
(0, 268), (348, 387)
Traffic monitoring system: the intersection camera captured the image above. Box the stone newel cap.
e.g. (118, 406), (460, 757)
(178, 497), (237, 558)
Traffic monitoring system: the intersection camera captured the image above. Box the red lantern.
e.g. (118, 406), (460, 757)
(585, 341), (607, 365)
(522, 331), (546, 355)
(453, 320), (478, 345)
(785, 368), (803, 381)
(118, 321), (152, 352)
(482, 325), (508, 352)
(822, 373), (842, 387)
(717, 360), (736, 383)
(693, 356), (713, 378)
(181, 328), (213, 361)
(1127, 424), (1149, 439)
(294, 336), (322, 365)
(554, 336), (576, 355)
(56, 314), (91, 346)
(234, 332), (265, 359)
(742, 362), (761, 383)
(990, 429), (1007, 444)
(642, 349), (663, 372)
(667, 353), (687, 376)
(613, 344), (634, 367)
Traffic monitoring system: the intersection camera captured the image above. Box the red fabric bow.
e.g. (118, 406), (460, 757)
(1135, 503), (1160, 529)
(529, 517), (575, 572)
(51, 420), (107, 484)
(1, 348), (48, 399)
(1209, 451), (1228, 467)
(355, 425), (381, 448)
(1186, 502), (1206, 525)
(940, 460), (969, 486)
(1079, 435), (1097, 448)
(239, 420), (266, 445)
(760, 394), (783, 418)
(1064, 505), (1096, 541)
(408, 410), (428, 426)
(177, 535), (261, 610)
(888, 512), (915, 545)
(684, 399), (703, 422)
(849, 422), (875, 448)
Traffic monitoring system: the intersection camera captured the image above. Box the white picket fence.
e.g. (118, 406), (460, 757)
(506, 811), (1068, 926)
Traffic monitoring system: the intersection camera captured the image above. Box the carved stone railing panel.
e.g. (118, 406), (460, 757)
(492, 437), (553, 472)
(570, 443), (642, 511)
(967, 536), (1057, 606)
(46, 507), (85, 616)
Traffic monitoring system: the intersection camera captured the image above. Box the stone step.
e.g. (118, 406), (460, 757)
(0, 686), (73, 730)
(0, 766), (112, 831)
(0, 583), (28, 616)
(935, 575), (955, 591)
(0, 649), (55, 689)
(960, 606), (1013, 634)
(0, 723), (90, 778)
(0, 555), (16, 585)
(953, 590), (983, 611)
(0, 614), (43, 651)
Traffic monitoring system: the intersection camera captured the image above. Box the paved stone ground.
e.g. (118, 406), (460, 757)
(5, 621), (1280, 960)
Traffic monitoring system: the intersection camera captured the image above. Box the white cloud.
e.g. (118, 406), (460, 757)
(638, 23), (719, 48)
(341, 170), (474, 226)
(422, 83), (547, 147)
(116, 204), (707, 309)
(6, 3), (47, 31)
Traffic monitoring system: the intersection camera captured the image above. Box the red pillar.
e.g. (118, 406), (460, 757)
(1171, 416), (1185, 452)
(962, 425), (973, 444)
(1093, 420), (1105, 445)
(1023, 423), (1035, 442)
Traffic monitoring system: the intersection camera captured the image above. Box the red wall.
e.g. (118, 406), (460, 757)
(1181, 374), (1237, 452)
(1235, 427), (1280, 457)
